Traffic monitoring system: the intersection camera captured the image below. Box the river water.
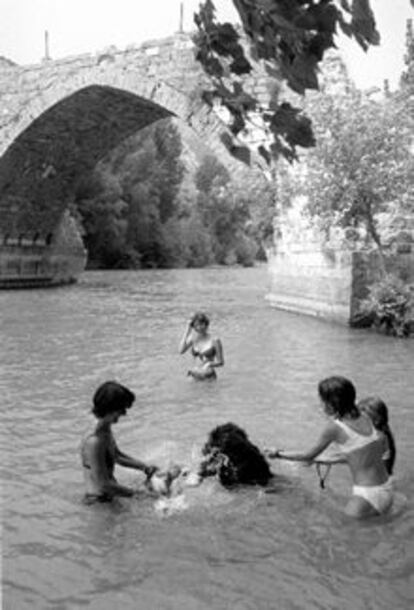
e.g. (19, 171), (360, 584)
(1, 267), (413, 610)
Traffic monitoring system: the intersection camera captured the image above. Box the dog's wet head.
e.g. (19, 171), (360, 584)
(200, 422), (272, 487)
(202, 422), (248, 455)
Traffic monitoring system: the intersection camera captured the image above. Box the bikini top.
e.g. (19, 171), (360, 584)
(334, 418), (380, 454)
(192, 343), (216, 360)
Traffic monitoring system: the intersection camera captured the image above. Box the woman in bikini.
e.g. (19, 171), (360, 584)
(266, 376), (393, 519)
(179, 312), (224, 380)
(80, 381), (158, 503)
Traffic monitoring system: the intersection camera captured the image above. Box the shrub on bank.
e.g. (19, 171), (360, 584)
(359, 274), (413, 337)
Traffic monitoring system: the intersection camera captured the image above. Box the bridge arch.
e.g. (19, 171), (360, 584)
(0, 34), (273, 286)
(0, 58), (267, 238)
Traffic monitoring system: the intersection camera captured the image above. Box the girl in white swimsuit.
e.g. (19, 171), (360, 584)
(266, 376), (393, 519)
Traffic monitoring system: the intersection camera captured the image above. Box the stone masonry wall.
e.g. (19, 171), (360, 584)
(266, 208), (414, 325)
(0, 211), (87, 287)
(266, 243), (354, 323)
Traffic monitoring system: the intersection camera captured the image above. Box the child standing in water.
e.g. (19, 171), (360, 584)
(266, 376), (394, 519)
(359, 396), (396, 476)
(81, 381), (158, 503)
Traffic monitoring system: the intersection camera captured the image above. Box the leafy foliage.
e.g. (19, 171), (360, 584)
(190, 153), (266, 266)
(75, 119), (185, 268)
(308, 92), (413, 247)
(193, 0), (381, 163)
(274, 53), (414, 252)
(273, 31), (414, 338)
(73, 120), (274, 269)
(359, 274), (413, 337)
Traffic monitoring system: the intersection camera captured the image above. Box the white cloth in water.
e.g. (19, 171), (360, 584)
(148, 473), (171, 496)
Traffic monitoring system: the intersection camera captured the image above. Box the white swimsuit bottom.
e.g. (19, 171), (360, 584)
(352, 478), (394, 514)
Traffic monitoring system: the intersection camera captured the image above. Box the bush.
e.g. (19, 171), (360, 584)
(235, 233), (258, 267)
(360, 274), (413, 337)
(159, 215), (214, 268)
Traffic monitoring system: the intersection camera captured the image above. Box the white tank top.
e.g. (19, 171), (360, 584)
(334, 418), (379, 454)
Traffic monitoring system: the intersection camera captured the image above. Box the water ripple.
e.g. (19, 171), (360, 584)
(2, 268), (413, 610)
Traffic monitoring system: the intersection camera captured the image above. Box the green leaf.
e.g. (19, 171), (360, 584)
(303, 3), (339, 35)
(201, 90), (215, 107)
(220, 131), (234, 151)
(231, 145), (251, 165)
(198, 54), (224, 78)
(270, 103), (315, 149)
(198, 0), (216, 28)
(258, 145), (271, 166)
(233, 86), (257, 112)
(351, 0), (380, 48)
(307, 32), (335, 61)
(229, 113), (245, 136)
(284, 54), (320, 94)
(268, 9), (301, 32)
(338, 15), (354, 38)
(229, 55), (252, 75)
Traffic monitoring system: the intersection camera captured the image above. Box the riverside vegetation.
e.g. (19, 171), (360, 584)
(71, 118), (275, 270)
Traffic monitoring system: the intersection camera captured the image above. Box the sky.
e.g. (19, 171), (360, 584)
(0, 0), (412, 90)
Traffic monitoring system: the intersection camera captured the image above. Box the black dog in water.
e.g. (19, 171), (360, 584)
(199, 422), (273, 487)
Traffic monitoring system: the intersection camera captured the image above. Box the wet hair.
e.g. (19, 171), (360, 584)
(359, 396), (396, 475)
(358, 396), (389, 431)
(202, 422), (248, 454)
(190, 311), (210, 328)
(92, 381), (135, 418)
(318, 376), (359, 418)
(200, 422), (272, 487)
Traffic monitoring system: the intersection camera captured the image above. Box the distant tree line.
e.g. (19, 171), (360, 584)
(72, 119), (274, 269)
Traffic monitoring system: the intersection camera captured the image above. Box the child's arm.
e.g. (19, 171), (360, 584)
(179, 321), (194, 354)
(313, 455), (347, 465)
(114, 444), (158, 476)
(265, 422), (338, 463)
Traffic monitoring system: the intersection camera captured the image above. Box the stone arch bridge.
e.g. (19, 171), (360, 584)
(0, 31), (272, 286)
(0, 32), (270, 241)
(2, 34), (410, 323)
